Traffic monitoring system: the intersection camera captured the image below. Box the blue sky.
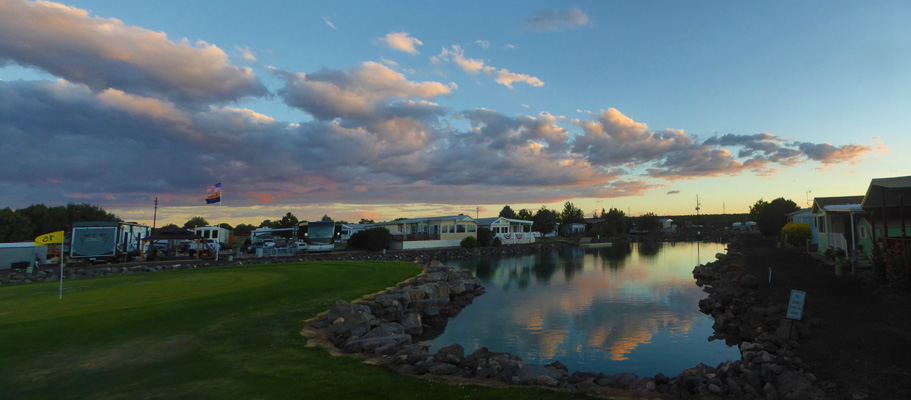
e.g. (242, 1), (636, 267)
(0, 1), (907, 225)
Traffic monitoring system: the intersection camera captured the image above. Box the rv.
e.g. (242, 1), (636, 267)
(193, 225), (233, 248)
(70, 221), (150, 263)
(301, 221), (335, 252)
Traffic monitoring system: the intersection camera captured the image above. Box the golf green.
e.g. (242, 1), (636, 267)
(0, 262), (583, 399)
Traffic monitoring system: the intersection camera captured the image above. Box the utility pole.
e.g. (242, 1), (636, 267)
(696, 195), (701, 216)
(153, 197), (159, 229)
(476, 206), (480, 219)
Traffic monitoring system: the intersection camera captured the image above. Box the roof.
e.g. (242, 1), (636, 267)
(812, 196), (865, 213)
(374, 215), (475, 226)
(862, 175), (911, 209)
(786, 208), (814, 217)
(583, 218), (605, 224)
(143, 229), (203, 241)
(476, 217), (533, 226)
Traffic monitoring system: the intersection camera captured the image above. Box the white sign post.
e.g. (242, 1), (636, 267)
(786, 289), (806, 320)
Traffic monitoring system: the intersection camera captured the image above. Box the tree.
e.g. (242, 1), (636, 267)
(278, 212), (299, 229)
(561, 201), (585, 224)
(532, 207), (557, 236)
(749, 198), (769, 222)
(0, 207), (35, 242)
(218, 222), (233, 230)
(516, 208), (533, 221)
(358, 218), (375, 224)
(476, 227), (494, 247)
(183, 216), (209, 229)
(499, 205), (517, 219)
(233, 223), (255, 236)
(602, 208), (627, 236)
(321, 214), (333, 222)
(152, 223), (179, 235)
(637, 212), (661, 233)
(258, 219), (277, 228)
(758, 197), (800, 236)
(348, 227), (391, 251)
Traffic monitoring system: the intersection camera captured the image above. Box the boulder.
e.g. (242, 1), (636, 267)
(342, 334), (411, 353)
(516, 364), (566, 386)
(739, 273), (761, 288)
(402, 313), (422, 335)
(434, 343), (465, 365)
(426, 362), (459, 375)
(363, 322), (405, 339)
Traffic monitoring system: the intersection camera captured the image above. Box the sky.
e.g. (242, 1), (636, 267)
(0, 0), (908, 226)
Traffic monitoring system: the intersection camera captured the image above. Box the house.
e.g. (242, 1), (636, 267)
(373, 214), (478, 250)
(786, 208), (818, 245)
(860, 175), (911, 251)
(475, 217), (535, 244)
(583, 218), (606, 235)
(812, 196), (866, 261)
(659, 218), (677, 233)
(560, 222), (587, 236)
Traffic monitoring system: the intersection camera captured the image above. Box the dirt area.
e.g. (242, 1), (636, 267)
(738, 235), (911, 400)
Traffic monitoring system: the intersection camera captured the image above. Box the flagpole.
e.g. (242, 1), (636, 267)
(59, 248), (64, 300)
(216, 183), (221, 261)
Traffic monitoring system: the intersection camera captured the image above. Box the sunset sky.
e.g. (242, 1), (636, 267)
(0, 1), (907, 226)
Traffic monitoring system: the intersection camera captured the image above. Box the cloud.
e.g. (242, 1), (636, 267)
(573, 108), (695, 166)
(236, 46), (256, 62)
(475, 39), (490, 49)
(379, 31), (423, 54)
(0, 1), (267, 106)
(277, 61), (453, 120)
(432, 45), (544, 88)
(527, 8), (590, 32)
(323, 16), (336, 30)
(495, 69), (544, 89)
(797, 142), (874, 165)
(667, 190), (680, 195)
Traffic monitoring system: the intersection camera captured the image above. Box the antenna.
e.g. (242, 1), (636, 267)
(152, 197), (159, 229)
(696, 195), (701, 216)
(806, 190), (812, 207)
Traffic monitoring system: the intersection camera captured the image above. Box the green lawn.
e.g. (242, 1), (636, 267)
(0, 262), (584, 399)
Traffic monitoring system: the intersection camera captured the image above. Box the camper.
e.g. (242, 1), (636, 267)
(70, 221), (150, 263)
(301, 221), (335, 252)
(193, 225), (233, 248)
(0, 242), (48, 270)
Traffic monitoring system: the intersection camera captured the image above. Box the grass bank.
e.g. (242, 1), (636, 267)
(0, 262), (583, 399)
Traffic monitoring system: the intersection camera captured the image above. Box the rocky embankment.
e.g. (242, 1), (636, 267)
(690, 239), (829, 399)
(304, 240), (831, 399)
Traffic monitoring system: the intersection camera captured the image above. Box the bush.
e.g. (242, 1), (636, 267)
(491, 237), (502, 247)
(586, 227), (600, 237)
(780, 222), (812, 246)
(476, 227), (493, 247)
(347, 227), (392, 252)
(460, 236), (478, 248)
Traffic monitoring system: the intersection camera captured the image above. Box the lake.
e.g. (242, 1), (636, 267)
(424, 242), (741, 377)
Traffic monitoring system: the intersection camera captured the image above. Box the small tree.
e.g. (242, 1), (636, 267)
(476, 227), (494, 247)
(358, 218), (375, 224)
(781, 222), (812, 246)
(321, 214), (333, 222)
(516, 208), (533, 221)
(348, 227), (391, 252)
(278, 212), (299, 229)
(561, 201), (585, 224)
(460, 236), (478, 248)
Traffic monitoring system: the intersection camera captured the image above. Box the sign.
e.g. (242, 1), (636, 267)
(786, 289), (806, 320)
(35, 230), (65, 246)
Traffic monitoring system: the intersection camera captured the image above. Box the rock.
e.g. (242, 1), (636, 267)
(545, 360), (568, 373)
(402, 313), (422, 335)
(429, 260), (444, 268)
(363, 322), (404, 339)
(739, 273), (761, 288)
(427, 362), (458, 375)
(708, 383), (722, 393)
(776, 371), (825, 400)
(516, 364), (566, 386)
(763, 382), (779, 400)
(434, 343), (465, 365)
(342, 334), (411, 353)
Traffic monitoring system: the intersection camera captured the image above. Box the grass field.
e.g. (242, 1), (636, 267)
(0, 262), (584, 399)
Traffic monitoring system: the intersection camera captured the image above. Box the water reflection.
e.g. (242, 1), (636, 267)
(426, 242), (740, 377)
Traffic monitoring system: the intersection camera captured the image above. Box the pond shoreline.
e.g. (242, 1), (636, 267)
(302, 237), (829, 398)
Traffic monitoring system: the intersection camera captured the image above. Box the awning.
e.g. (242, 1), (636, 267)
(862, 175), (911, 210)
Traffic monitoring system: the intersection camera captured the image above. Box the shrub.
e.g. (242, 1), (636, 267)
(476, 227), (493, 247)
(347, 227), (392, 252)
(586, 227), (600, 237)
(460, 236), (478, 248)
(491, 237), (502, 247)
(780, 222), (812, 246)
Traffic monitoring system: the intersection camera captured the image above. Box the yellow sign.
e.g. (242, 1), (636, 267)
(35, 231), (65, 246)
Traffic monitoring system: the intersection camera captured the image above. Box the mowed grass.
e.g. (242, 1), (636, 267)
(0, 262), (585, 400)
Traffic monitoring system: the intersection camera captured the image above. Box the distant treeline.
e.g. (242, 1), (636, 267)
(661, 213), (751, 228)
(0, 204), (121, 242)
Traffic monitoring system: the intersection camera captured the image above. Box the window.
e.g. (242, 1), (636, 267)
(817, 216), (826, 233)
(468, 224), (476, 233)
(442, 225), (450, 234)
(859, 226), (869, 239)
(456, 224), (466, 233)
